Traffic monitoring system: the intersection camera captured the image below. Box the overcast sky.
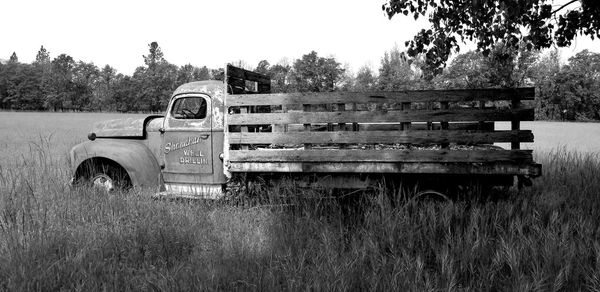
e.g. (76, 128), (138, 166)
(1, 0), (598, 75)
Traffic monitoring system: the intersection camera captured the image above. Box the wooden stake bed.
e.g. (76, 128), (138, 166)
(224, 65), (541, 177)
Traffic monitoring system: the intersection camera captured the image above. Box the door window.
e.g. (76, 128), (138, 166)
(171, 97), (207, 119)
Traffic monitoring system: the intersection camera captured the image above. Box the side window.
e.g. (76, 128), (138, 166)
(171, 97), (207, 119)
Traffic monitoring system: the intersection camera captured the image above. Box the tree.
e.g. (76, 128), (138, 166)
(442, 51), (489, 89)
(377, 46), (418, 90)
(292, 51), (345, 92)
(383, 0), (600, 77)
(211, 68), (224, 81)
(138, 42), (177, 111)
(112, 74), (141, 112)
(11, 64), (45, 110)
(267, 63), (292, 93)
(143, 41), (165, 69)
(354, 66), (376, 91)
(46, 54), (76, 111)
(255, 60), (270, 76)
(555, 50), (600, 120)
(193, 66), (211, 81)
(34, 46), (50, 65)
(95, 65), (117, 111)
(9, 52), (18, 63)
(177, 64), (196, 85)
(72, 61), (100, 110)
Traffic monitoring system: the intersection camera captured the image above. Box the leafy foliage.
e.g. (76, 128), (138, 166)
(383, 0), (600, 77)
(353, 66), (377, 92)
(0, 43), (599, 120)
(292, 51), (345, 92)
(377, 46), (419, 90)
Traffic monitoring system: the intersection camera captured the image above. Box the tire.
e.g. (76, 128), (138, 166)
(78, 163), (132, 192)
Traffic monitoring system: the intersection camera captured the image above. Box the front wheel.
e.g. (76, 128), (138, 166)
(78, 163), (132, 192)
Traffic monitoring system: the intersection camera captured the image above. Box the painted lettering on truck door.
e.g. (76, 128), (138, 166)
(162, 94), (213, 183)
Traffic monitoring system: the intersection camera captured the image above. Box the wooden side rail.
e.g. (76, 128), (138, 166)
(228, 108), (534, 125)
(224, 85), (539, 176)
(227, 88), (535, 106)
(228, 130), (533, 145)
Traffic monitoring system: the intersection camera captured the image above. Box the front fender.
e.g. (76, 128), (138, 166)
(70, 139), (161, 189)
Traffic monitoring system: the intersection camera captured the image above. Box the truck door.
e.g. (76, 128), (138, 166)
(161, 94), (213, 184)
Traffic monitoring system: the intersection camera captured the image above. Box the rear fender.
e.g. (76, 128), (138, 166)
(70, 139), (161, 189)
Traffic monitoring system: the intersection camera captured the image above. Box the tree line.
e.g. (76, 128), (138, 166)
(1, 42), (599, 120)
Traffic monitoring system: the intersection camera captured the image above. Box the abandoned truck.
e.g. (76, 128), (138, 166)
(69, 65), (541, 198)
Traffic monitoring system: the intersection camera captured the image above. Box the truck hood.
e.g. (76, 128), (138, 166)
(92, 115), (163, 138)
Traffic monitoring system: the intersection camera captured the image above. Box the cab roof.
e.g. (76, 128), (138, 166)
(172, 80), (223, 97)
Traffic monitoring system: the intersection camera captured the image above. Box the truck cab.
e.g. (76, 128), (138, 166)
(70, 80), (231, 199)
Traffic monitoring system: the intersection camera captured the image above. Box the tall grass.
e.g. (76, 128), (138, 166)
(1, 138), (600, 290)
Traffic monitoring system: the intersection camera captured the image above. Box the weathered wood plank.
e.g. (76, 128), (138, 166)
(229, 149), (533, 163)
(228, 130), (533, 145)
(270, 122), (494, 132)
(227, 88), (535, 106)
(226, 64), (270, 84)
(358, 122), (494, 131)
(227, 108), (535, 125)
(228, 161), (542, 176)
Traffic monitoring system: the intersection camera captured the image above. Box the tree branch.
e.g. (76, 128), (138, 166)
(552, 0), (579, 14)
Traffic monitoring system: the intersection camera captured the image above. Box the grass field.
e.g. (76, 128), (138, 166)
(1, 111), (600, 290)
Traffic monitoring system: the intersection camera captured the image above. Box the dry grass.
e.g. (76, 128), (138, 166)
(1, 112), (600, 290)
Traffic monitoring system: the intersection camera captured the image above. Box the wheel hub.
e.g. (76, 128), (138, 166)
(92, 174), (114, 192)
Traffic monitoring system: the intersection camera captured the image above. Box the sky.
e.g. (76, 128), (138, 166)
(1, 0), (599, 75)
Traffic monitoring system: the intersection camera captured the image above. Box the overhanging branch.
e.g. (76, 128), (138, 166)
(552, 0), (579, 14)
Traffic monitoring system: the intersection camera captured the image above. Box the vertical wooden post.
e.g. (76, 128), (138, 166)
(478, 100), (486, 130)
(400, 102), (411, 130)
(303, 104), (312, 149)
(240, 107), (249, 150)
(326, 103), (334, 132)
(282, 105), (288, 133)
(441, 101), (449, 148)
(338, 103), (347, 149)
(426, 102), (433, 130)
(511, 97), (521, 150)
(352, 103), (359, 131)
(337, 103), (346, 131)
(274, 105), (287, 133)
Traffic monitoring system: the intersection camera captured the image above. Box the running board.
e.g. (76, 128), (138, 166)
(153, 183), (225, 200)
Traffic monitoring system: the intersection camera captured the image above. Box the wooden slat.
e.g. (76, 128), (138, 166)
(274, 122), (494, 132)
(357, 122), (494, 131)
(229, 149), (533, 163)
(226, 64), (270, 84)
(227, 108), (535, 125)
(227, 88), (535, 106)
(228, 130), (533, 145)
(228, 161), (542, 176)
